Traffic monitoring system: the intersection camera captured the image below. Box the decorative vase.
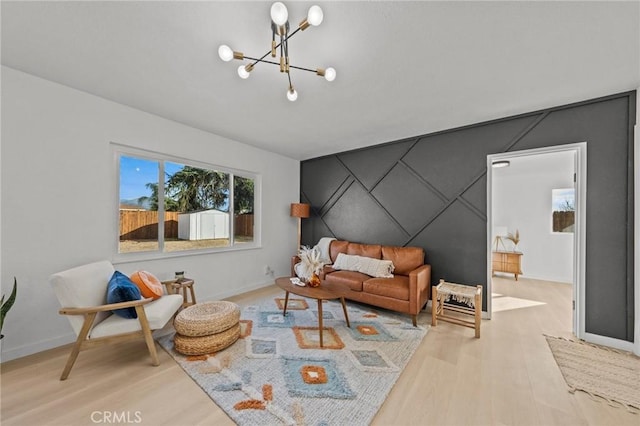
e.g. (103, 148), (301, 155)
(308, 273), (321, 288)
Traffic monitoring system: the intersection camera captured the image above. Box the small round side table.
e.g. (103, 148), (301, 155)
(162, 278), (196, 309)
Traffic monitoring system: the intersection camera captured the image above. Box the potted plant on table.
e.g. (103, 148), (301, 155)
(296, 246), (323, 287)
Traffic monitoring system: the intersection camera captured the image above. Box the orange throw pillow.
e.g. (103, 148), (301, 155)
(130, 271), (164, 300)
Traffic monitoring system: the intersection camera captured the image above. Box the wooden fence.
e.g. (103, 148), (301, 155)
(552, 211), (574, 232)
(120, 211), (253, 240)
(234, 214), (254, 237)
(120, 211), (178, 240)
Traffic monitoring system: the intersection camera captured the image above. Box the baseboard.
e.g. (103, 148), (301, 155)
(1, 333), (75, 363)
(198, 278), (275, 302)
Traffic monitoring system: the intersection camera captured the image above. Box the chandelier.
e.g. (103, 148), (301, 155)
(217, 2), (336, 102)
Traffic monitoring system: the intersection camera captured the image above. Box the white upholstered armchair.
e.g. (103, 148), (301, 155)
(50, 261), (183, 380)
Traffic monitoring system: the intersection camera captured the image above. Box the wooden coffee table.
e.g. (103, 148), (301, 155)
(275, 277), (350, 347)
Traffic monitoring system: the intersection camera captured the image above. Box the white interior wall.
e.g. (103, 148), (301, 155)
(0, 66), (299, 361)
(492, 151), (574, 283)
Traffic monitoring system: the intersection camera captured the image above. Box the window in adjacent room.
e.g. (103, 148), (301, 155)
(117, 149), (258, 256)
(551, 188), (575, 233)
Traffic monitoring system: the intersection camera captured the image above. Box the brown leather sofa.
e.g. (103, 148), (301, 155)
(291, 240), (431, 326)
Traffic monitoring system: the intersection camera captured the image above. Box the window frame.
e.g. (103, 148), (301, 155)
(113, 144), (261, 263)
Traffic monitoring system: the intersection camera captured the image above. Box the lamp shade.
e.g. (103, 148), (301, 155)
(286, 88), (298, 101)
(218, 45), (234, 62)
(270, 2), (289, 26)
(307, 5), (323, 26)
(324, 67), (336, 82)
(290, 203), (310, 218)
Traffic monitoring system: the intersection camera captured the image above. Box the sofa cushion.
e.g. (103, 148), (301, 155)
(107, 271), (142, 319)
(329, 240), (349, 262)
(347, 243), (382, 259)
(130, 270), (164, 300)
(90, 294), (183, 339)
(333, 253), (394, 278)
(382, 246), (424, 275)
(324, 270), (369, 292)
(363, 276), (410, 301)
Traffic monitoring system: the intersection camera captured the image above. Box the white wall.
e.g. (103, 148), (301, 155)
(0, 66), (299, 361)
(492, 151), (574, 283)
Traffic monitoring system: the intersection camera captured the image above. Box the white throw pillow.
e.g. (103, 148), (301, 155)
(332, 253), (394, 278)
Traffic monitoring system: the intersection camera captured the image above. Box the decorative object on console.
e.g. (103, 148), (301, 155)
(492, 225), (508, 251)
(218, 2), (336, 102)
(290, 202), (311, 250)
(505, 229), (520, 251)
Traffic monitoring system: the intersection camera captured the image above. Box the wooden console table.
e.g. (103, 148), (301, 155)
(492, 251), (523, 281)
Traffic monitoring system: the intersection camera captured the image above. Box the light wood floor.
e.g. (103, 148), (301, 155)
(1, 277), (637, 425)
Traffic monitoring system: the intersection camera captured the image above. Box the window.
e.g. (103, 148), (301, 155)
(551, 188), (575, 233)
(117, 149), (257, 256)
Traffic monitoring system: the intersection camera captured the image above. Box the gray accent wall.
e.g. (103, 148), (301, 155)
(300, 91), (636, 342)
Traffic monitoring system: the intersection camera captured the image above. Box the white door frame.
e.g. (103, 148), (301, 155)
(486, 143), (586, 339)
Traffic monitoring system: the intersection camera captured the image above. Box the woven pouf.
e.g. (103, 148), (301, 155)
(174, 301), (240, 337)
(174, 322), (241, 356)
(173, 301), (241, 356)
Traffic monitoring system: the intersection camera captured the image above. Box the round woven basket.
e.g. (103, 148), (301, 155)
(174, 301), (240, 337)
(174, 323), (241, 355)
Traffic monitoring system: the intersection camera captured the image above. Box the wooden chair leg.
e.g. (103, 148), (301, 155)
(411, 314), (417, 327)
(136, 306), (159, 366)
(60, 312), (96, 380)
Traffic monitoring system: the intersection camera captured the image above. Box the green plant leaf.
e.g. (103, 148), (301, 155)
(0, 277), (18, 334)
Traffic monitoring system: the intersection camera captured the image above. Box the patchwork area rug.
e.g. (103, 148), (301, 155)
(545, 335), (640, 413)
(157, 295), (427, 425)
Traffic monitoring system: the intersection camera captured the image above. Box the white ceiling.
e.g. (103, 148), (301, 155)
(2, 1), (639, 160)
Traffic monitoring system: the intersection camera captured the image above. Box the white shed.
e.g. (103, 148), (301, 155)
(178, 209), (230, 240)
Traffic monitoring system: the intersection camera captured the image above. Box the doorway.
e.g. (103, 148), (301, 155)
(486, 143), (586, 338)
